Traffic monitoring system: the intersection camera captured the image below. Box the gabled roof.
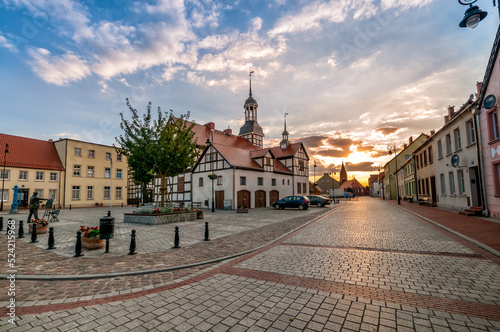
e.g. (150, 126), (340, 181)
(0, 133), (64, 171)
(269, 142), (307, 159)
(340, 178), (364, 189)
(250, 149), (273, 159)
(478, 25), (500, 107)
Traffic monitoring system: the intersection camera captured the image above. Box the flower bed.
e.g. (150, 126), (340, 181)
(124, 207), (197, 225)
(28, 219), (49, 234)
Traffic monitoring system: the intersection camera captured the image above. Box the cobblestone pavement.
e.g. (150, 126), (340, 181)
(1, 197), (500, 331)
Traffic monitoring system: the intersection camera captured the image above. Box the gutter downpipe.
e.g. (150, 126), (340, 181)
(413, 155), (419, 203)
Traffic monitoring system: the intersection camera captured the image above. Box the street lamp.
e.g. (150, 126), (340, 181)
(458, 0), (488, 29)
(1, 144), (9, 211)
(387, 144), (401, 205)
(313, 160), (317, 193)
(206, 134), (216, 213)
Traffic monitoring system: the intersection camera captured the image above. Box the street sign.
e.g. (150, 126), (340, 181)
(451, 154), (460, 167)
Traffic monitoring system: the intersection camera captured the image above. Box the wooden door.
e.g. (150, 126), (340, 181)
(237, 190), (250, 208)
(255, 190), (266, 208)
(269, 190), (279, 206)
(215, 190), (224, 210)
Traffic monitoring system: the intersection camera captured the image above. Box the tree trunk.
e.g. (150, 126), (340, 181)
(160, 176), (166, 207)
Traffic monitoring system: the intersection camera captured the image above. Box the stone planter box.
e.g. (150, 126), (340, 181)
(29, 224), (48, 234)
(82, 236), (104, 250)
(236, 208), (249, 213)
(124, 211), (197, 225)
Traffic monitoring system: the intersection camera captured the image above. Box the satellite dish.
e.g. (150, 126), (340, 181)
(451, 154), (460, 167)
(484, 94), (496, 109)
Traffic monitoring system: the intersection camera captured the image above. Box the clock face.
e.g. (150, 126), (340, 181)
(458, 0), (477, 5)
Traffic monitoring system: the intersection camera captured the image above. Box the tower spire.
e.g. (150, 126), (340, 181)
(249, 70), (254, 97)
(280, 112), (291, 149)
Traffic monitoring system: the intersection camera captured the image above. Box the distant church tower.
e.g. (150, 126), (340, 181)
(339, 161), (347, 185)
(279, 113), (291, 149)
(239, 70), (264, 148)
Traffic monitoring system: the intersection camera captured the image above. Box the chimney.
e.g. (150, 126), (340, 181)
(223, 128), (232, 135)
(48, 139), (53, 143)
(409, 136), (413, 145)
(448, 105), (455, 119)
(403, 143), (407, 149)
(204, 122), (215, 130)
(476, 81), (483, 96)
(430, 129), (435, 136)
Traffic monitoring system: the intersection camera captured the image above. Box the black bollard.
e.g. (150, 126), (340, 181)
(204, 222), (210, 241)
(18, 220), (25, 238)
(128, 230), (137, 255)
(173, 226), (180, 248)
(69, 204), (72, 210)
(121, 203), (123, 208)
(74, 231), (84, 257)
(107, 210), (111, 217)
(47, 227), (56, 250)
(30, 223), (38, 243)
(0, 216), (3, 232)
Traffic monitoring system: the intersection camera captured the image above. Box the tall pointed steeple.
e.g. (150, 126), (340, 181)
(239, 70), (264, 147)
(339, 160), (347, 185)
(280, 112), (291, 149)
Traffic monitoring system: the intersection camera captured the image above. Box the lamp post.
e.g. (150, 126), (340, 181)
(206, 134), (216, 213)
(387, 144), (401, 205)
(313, 160), (317, 193)
(457, 0), (489, 29)
(1, 144), (9, 211)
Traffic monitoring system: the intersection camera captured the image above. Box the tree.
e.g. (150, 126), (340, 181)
(115, 99), (200, 207)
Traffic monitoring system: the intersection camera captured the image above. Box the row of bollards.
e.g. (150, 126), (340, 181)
(3, 217), (211, 257)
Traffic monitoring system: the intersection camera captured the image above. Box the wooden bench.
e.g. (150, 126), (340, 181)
(192, 201), (201, 208)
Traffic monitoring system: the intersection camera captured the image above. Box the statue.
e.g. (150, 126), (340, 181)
(9, 185), (19, 214)
(27, 191), (45, 222)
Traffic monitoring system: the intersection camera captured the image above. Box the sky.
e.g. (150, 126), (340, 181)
(0, 0), (498, 186)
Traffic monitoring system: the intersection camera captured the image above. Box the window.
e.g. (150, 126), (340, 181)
(88, 149), (95, 158)
(299, 160), (304, 171)
(199, 177), (203, 187)
(73, 165), (81, 176)
(72, 186), (80, 200)
(116, 187), (122, 199)
(36, 172), (44, 181)
(19, 171), (27, 180)
(48, 189), (57, 200)
(303, 183), (307, 193)
(106, 152), (112, 160)
(240, 177), (246, 185)
(445, 135), (452, 155)
(87, 186), (94, 200)
(437, 140), (443, 159)
(415, 155), (420, 170)
(116, 169), (122, 179)
(87, 166), (94, 177)
(457, 170), (465, 194)
(217, 176), (222, 185)
(466, 120), (475, 145)
(288, 179), (290, 185)
(497, 164), (500, 194)
(104, 186), (111, 199)
(428, 146), (433, 164)
(297, 183), (301, 194)
(440, 174), (446, 194)
(36, 189), (43, 198)
(117, 154), (122, 161)
(449, 172), (456, 194)
(74, 147), (81, 156)
(271, 179), (276, 186)
(454, 128), (461, 151)
(105, 167), (111, 178)
(492, 110), (499, 140)
(1, 189), (8, 202)
(0, 170), (9, 180)
(257, 177), (263, 186)
(282, 179), (285, 185)
(50, 172), (57, 181)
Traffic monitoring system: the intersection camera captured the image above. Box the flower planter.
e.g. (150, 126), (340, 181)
(29, 224), (48, 234)
(124, 211), (197, 225)
(81, 236), (104, 250)
(236, 208), (249, 213)
(197, 214), (204, 219)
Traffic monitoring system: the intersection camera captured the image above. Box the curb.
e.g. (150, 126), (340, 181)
(0, 204), (345, 281)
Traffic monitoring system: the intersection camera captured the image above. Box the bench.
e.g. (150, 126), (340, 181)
(192, 201), (201, 208)
(418, 197), (430, 206)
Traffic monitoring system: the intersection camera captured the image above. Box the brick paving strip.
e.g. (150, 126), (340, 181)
(2, 201), (500, 322)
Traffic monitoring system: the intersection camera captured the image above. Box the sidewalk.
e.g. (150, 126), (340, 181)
(386, 198), (500, 254)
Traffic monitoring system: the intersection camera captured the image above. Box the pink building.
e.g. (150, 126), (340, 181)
(477, 27), (500, 218)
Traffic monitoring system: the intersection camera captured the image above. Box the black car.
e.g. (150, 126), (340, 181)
(307, 195), (331, 207)
(272, 196), (309, 210)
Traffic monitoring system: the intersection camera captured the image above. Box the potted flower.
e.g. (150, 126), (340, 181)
(237, 206), (249, 213)
(28, 219), (49, 234)
(79, 226), (104, 250)
(195, 209), (204, 219)
(208, 174), (218, 180)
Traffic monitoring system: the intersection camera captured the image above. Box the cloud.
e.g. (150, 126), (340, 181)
(316, 149), (349, 158)
(0, 33), (18, 53)
(376, 127), (399, 135)
(27, 48), (91, 85)
(345, 161), (378, 172)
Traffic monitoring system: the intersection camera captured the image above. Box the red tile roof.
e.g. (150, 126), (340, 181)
(0, 133), (64, 171)
(340, 178), (365, 189)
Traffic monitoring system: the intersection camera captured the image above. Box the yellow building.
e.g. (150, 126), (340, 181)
(0, 134), (128, 211)
(54, 139), (128, 208)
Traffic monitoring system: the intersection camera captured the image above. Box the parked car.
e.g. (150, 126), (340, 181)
(307, 195), (331, 207)
(272, 196), (309, 210)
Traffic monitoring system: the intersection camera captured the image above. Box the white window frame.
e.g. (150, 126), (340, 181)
(87, 166), (95, 178)
(48, 189), (57, 200)
(457, 170), (465, 194)
(88, 149), (95, 158)
(19, 171), (28, 180)
(72, 186), (80, 200)
(1, 189), (8, 202)
(36, 171), (44, 181)
(74, 147), (81, 156)
(0, 170), (9, 180)
(73, 165), (81, 177)
(440, 174), (446, 194)
(449, 172), (456, 195)
(104, 186), (111, 200)
(445, 134), (452, 155)
(466, 120), (475, 145)
(50, 172), (57, 181)
(87, 186), (94, 200)
(454, 128), (461, 151)
(493, 110), (499, 140)
(116, 187), (122, 199)
(437, 140), (443, 159)
(105, 152), (112, 161)
(105, 167), (111, 178)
